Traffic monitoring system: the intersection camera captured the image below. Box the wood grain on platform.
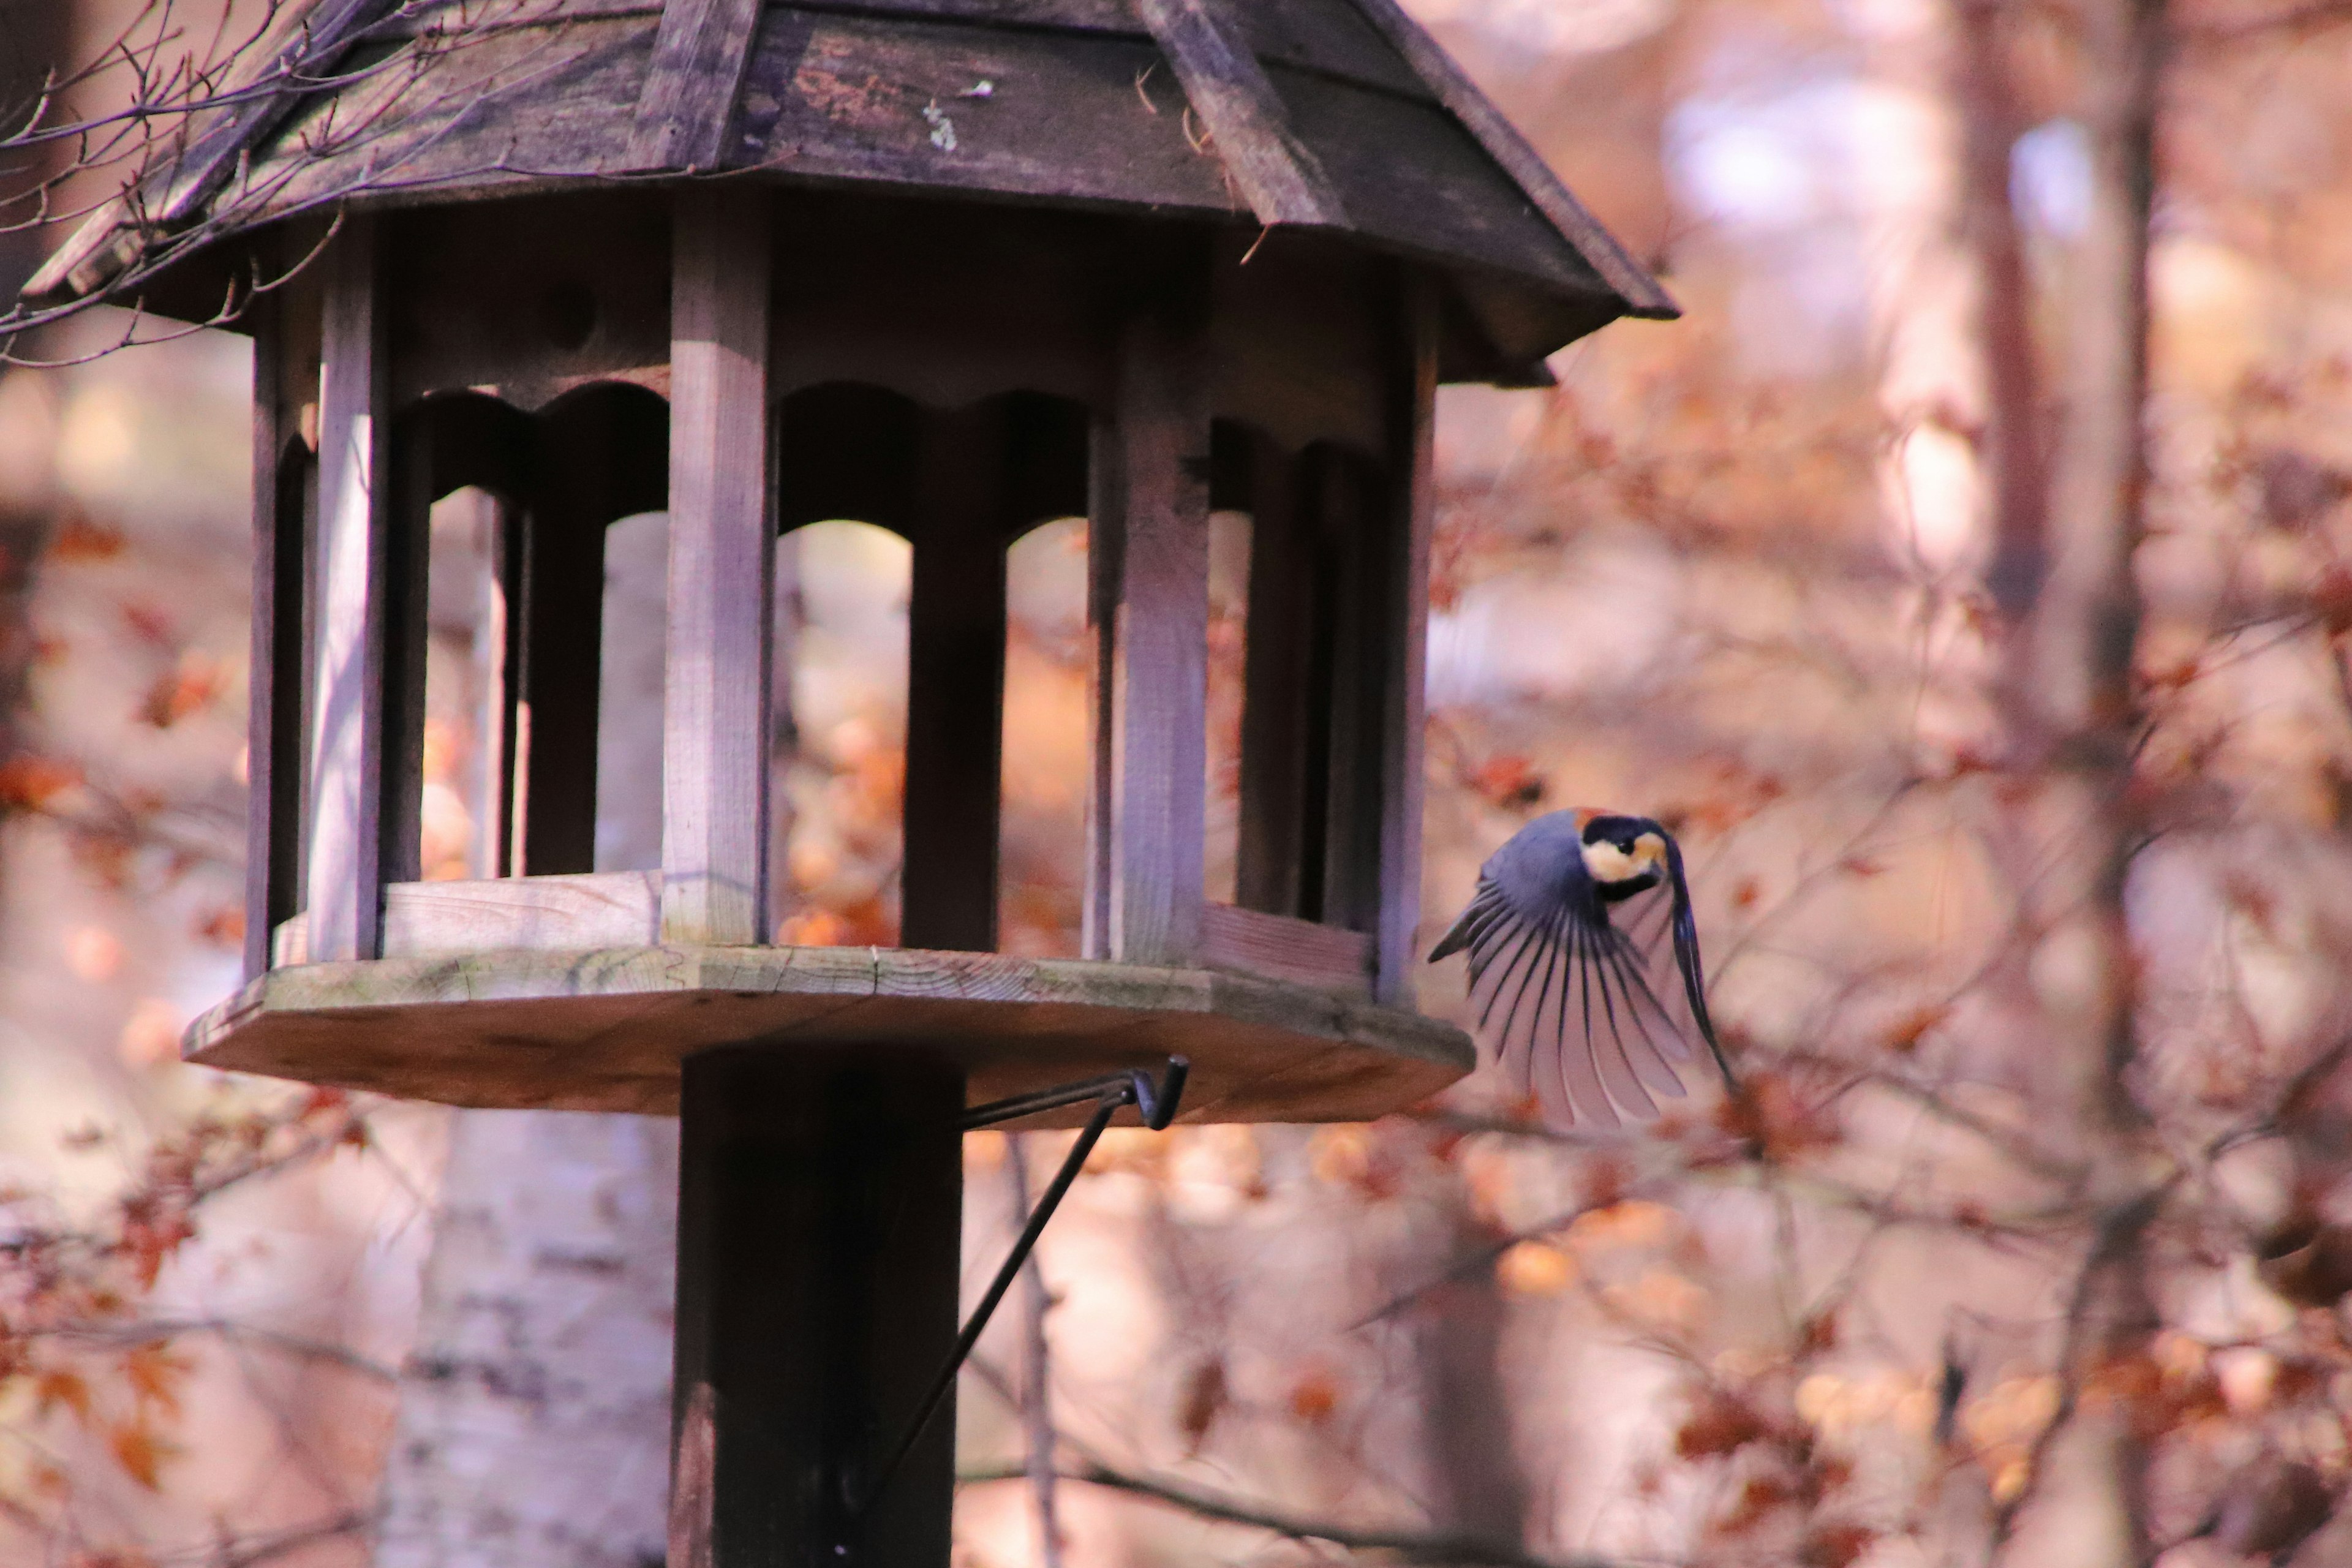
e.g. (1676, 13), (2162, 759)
(185, 944), (1469, 1125)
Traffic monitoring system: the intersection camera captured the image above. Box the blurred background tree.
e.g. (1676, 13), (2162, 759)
(6, 0), (2352, 1564)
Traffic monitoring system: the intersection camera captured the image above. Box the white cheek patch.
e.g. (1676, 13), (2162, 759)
(1582, 840), (1637, 883)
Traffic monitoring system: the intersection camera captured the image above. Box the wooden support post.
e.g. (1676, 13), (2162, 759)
(520, 432), (618, 878)
(304, 217), (391, 962)
(380, 395), (433, 892)
(244, 279), (318, 977)
(1374, 277), (1440, 1004)
(662, 189), (774, 945)
(1235, 430), (1315, 921)
(1316, 447), (1383, 938)
(670, 1050), (964, 1568)
(901, 404), (1008, 953)
(1085, 245), (1213, 966)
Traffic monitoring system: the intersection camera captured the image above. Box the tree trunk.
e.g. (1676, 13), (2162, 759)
(2000, 0), (2166, 1556)
(373, 1110), (678, 1568)
(1413, 1185), (1529, 1549)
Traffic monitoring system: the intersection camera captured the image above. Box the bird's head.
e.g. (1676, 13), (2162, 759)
(1577, 812), (1668, 895)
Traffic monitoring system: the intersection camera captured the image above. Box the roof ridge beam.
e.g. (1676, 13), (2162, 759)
(1131, 0), (1348, 230)
(1342, 0), (1678, 318)
(628, 0), (765, 173)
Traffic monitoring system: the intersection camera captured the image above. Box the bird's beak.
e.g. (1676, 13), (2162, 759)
(1632, 833), (1667, 875)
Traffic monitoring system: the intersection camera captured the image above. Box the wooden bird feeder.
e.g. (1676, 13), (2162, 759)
(29, 0), (1671, 1559)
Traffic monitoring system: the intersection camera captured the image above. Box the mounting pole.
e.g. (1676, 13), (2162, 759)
(669, 1047), (965, 1568)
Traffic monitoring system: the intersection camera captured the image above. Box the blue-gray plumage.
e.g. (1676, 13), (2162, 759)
(1430, 808), (1735, 1127)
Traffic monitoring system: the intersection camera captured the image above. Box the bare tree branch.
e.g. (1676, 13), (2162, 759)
(957, 1457), (1648, 1568)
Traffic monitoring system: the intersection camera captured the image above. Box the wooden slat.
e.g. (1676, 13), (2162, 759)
(1313, 445), (1383, 937)
(304, 217), (391, 962)
(1234, 429), (1314, 919)
(379, 381), (434, 891)
(900, 404), (1008, 953)
(271, 913), (309, 968)
(1087, 246), (1213, 968)
(1200, 902), (1369, 995)
(381, 872), (663, 958)
(243, 289), (280, 979)
(1238, 0), (1431, 100)
(244, 278), (322, 979)
(1374, 277), (1438, 1004)
(1131, 0), (1348, 228)
(662, 188), (775, 945)
(628, 0), (766, 171)
(1338, 0), (1678, 318)
(665, 1382), (716, 1568)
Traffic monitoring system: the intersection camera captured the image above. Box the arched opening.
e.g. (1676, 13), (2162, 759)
(595, 508), (667, 873)
(420, 484), (507, 880)
(771, 383), (1088, 953)
(1220, 425), (1390, 937)
(387, 382), (668, 888)
(1000, 518), (1089, 957)
(1205, 506), (1252, 910)
(773, 520), (911, 946)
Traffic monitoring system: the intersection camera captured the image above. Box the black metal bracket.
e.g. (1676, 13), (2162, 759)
(852, 1055), (1189, 1517)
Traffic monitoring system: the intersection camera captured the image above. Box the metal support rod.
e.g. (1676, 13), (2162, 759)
(855, 1056), (1188, 1518)
(959, 1057), (1189, 1132)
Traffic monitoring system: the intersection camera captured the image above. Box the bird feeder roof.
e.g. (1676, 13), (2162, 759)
(29, 0), (1673, 373)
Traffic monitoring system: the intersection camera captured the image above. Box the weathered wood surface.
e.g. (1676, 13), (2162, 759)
(1264, 66), (1602, 300)
(1311, 443), (1385, 938)
(1089, 248), (1213, 968)
(1131, 0), (1346, 228)
(1199, 902), (1369, 995)
(184, 945), (1471, 1123)
(666, 1383), (716, 1568)
(1376, 278), (1439, 1005)
(1341, 0), (1678, 317)
(662, 189), (774, 945)
(673, 1054), (962, 1564)
(387, 196), (673, 407)
(382, 873), (663, 958)
(218, 6), (1615, 326)
(1233, 428), (1321, 921)
(900, 404), (1009, 953)
(628, 0), (765, 171)
(68, 0), (1659, 377)
(305, 218), (391, 962)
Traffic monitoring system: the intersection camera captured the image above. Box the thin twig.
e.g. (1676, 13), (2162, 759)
(1007, 1136), (1067, 1568)
(958, 1457), (1642, 1568)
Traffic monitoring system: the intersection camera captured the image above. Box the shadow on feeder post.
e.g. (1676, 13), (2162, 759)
(671, 1050), (967, 1567)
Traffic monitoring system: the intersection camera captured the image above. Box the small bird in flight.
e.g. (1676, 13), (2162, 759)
(1430, 809), (1735, 1128)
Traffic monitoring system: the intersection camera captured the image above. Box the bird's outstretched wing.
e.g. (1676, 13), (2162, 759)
(1431, 824), (1732, 1128)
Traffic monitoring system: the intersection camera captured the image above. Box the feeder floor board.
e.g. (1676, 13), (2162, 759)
(184, 945), (1472, 1124)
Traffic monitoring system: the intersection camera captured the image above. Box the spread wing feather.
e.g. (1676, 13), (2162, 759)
(1453, 878), (1696, 1126)
(1438, 818), (1734, 1128)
